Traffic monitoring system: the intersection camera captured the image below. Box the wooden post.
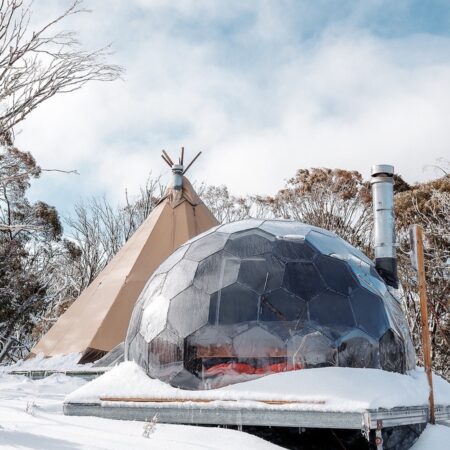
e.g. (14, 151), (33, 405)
(413, 224), (436, 424)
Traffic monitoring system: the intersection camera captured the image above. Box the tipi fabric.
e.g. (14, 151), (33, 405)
(31, 176), (218, 363)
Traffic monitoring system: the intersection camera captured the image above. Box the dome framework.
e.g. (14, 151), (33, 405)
(126, 219), (415, 390)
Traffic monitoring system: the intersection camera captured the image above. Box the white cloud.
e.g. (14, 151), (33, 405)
(14, 1), (450, 216)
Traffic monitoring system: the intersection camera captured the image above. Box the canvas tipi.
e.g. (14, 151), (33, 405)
(31, 150), (219, 363)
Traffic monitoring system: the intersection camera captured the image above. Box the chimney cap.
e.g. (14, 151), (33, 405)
(371, 164), (394, 177)
(172, 164), (183, 173)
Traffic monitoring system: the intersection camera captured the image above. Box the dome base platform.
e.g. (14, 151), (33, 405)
(63, 398), (450, 449)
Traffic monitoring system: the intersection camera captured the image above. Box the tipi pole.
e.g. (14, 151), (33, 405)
(162, 149), (174, 166)
(161, 154), (172, 167)
(413, 224), (436, 424)
(183, 151), (202, 175)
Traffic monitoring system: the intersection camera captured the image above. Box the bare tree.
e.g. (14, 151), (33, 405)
(0, 0), (123, 363)
(197, 184), (254, 223)
(0, 0), (123, 140)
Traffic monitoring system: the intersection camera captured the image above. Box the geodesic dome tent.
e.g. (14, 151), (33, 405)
(126, 219), (415, 390)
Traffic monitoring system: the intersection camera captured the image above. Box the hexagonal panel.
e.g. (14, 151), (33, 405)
(309, 290), (356, 327)
(127, 332), (149, 371)
(350, 287), (390, 339)
(225, 231), (273, 258)
(187, 324), (234, 352)
(170, 368), (202, 389)
(185, 232), (229, 262)
(288, 331), (336, 368)
(260, 288), (307, 323)
(141, 273), (167, 309)
(184, 224), (221, 245)
(126, 298), (145, 343)
(379, 329), (406, 373)
(259, 220), (312, 237)
(168, 285), (210, 337)
(154, 244), (189, 275)
(283, 261), (325, 300)
(337, 330), (379, 368)
(219, 219), (264, 234)
(209, 283), (259, 325)
(306, 230), (373, 265)
(162, 259), (198, 299)
(194, 250), (240, 294)
(382, 292), (416, 371)
(273, 238), (316, 261)
(139, 294), (170, 342)
(148, 327), (184, 379)
(233, 326), (284, 358)
(238, 254), (284, 293)
(346, 256), (387, 297)
(315, 254), (358, 296)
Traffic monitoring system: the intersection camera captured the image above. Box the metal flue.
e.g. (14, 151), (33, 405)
(370, 164), (398, 288)
(161, 148), (202, 191)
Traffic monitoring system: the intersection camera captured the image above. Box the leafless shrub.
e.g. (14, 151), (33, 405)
(142, 414), (158, 438)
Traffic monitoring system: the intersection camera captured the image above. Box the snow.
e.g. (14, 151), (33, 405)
(0, 365), (449, 449)
(1, 353), (92, 371)
(410, 425), (450, 450)
(0, 372), (282, 449)
(66, 361), (450, 413)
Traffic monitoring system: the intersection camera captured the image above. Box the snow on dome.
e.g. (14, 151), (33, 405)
(125, 219), (416, 390)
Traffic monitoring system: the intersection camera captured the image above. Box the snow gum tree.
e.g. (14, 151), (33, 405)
(255, 168), (374, 255)
(395, 173), (450, 378)
(0, 0), (122, 363)
(0, 146), (62, 361)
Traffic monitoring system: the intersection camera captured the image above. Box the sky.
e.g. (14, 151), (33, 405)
(15, 0), (450, 217)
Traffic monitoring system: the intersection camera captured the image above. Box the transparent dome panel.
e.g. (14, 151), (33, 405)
(259, 220), (313, 238)
(283, 261), (325, 300)
(350, 288), (389, 339)
(338, 334), (379, 368)
(379, 329), (406, 373)
(126, 219), (415, 389)
(209, 284), (259, 325)
(154, 244), (189, 275)
(193, 251), (240, 294)
(185, 232), (228, 262)
(309, 290), (356, 328)
(273, 238), (316, 261)
(168, 285), (210, 337)
(224, 231), (273, 258)
(237, 254), (284, 294)
(219, 219), (264, 234)
(314, 255), (358, 296)
(287, 331), (336, 368)
(260, 289), (307, 324)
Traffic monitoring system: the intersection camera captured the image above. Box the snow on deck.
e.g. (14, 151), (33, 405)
(66, 361), (450, 413)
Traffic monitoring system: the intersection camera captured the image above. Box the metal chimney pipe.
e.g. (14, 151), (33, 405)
(172, 164), (183, 191)
(371, 164), (398, 288)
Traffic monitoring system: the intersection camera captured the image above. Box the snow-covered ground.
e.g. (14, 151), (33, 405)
(0, 364), (449, 449)
(0, 372), (281, 449)
(2, 352), (91, 371)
